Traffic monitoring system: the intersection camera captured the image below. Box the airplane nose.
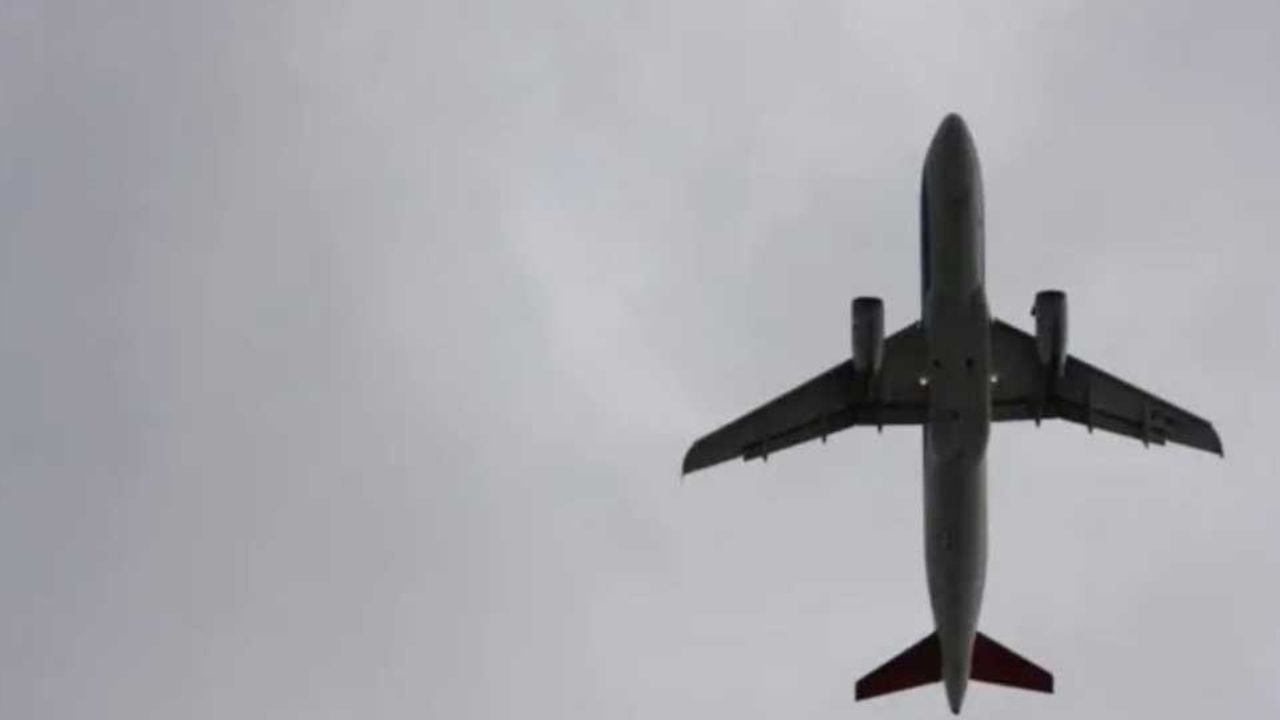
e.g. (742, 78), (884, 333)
(929, 113), (973, 160)
(924, 113), (978, 200)
(938, 113), (969, 139)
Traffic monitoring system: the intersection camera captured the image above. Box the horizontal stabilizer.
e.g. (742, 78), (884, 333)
(971, 632), (1054, 693)
(855, 633), (941, 701)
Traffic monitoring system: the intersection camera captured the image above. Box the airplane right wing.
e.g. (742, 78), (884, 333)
(682, 323), (930, 475)
(990, 319), (1223, 455)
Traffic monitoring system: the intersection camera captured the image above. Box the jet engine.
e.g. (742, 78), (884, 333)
(852, 297), (884, 381)
(1032, 290), (1067, 378)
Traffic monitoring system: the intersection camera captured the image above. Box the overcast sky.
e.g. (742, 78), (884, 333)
(2, 1), (1278, 718)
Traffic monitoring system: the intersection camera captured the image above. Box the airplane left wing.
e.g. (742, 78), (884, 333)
(990, 319), (1223, 455)
(683, 323), (930, 475)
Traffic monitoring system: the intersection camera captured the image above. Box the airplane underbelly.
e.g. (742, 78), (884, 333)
(925, 293), (992, 460)
(923, 290), (992, 666)
(925, 453), (987, 613)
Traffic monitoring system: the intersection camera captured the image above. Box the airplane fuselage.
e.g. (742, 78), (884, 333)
(920, 114), (991, 713)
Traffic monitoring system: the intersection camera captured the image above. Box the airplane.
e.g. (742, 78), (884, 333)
(680, 113), (1223, 714)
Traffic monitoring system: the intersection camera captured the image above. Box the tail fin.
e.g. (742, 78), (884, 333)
(971, 632), (1054, 694)
(854, 633), (942, 701)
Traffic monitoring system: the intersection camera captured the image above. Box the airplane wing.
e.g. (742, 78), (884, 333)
(682, 323), (930, 475)
(990, 319), (1223, 455)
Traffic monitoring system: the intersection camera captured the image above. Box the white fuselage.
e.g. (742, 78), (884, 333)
(919, 114), (991, 712)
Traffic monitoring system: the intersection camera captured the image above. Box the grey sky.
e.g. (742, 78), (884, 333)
(2, 1), (1277, 717)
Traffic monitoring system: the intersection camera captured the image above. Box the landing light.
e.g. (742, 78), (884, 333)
(990, 373), (1000, 384)
(918, 376), (929, 387)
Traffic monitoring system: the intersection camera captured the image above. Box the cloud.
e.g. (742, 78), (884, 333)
(1, 1), (1277, 718)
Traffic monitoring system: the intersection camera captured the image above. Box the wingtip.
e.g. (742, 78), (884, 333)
(681, 441), (709, 476)
(1211, 428), (1225, 458)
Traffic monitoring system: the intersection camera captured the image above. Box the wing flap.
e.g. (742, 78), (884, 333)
(990, 319), (1223, 455)
(684, 361), (858, 474)
(682, 323), (929, 475)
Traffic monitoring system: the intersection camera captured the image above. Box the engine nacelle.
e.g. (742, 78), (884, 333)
(1032, 290), (1067, 378)
(852, 297), (884, 381)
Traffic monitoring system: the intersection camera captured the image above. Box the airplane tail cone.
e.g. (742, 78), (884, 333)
(945, 675), (966, 714)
